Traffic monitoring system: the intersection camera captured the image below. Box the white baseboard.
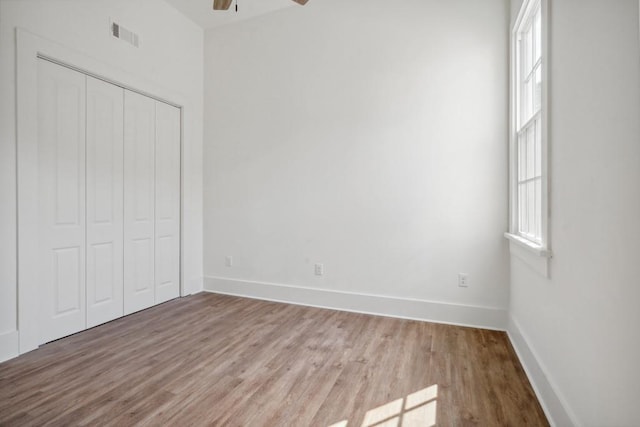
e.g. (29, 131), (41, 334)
(204, 276), (507, 330)
(507, 317), (578, 427)
(0, 330), (19, 363)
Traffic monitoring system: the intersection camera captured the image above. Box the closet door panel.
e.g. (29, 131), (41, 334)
(124, 90), (156, 315)
(37, 59), (87, 344)
(155, 102), (181, 304)
(86, 76), (124, 328)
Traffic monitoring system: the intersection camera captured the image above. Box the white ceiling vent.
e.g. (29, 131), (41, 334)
(111, 20), (140, 48)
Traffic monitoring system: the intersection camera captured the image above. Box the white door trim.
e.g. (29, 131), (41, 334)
(16, 28), (188, 355)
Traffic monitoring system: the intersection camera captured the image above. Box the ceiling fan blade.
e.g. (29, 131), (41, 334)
(291, 0), (309, 5)
(213, 0), (233, 10)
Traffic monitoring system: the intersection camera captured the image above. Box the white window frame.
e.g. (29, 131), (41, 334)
(506, 0), (551, 259)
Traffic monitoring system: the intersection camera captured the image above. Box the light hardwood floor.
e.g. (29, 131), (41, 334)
(0, 293), (548, 426)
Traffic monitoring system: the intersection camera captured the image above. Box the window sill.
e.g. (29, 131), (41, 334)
(503, 233), (552, 258)
(504, 233), (552, 278)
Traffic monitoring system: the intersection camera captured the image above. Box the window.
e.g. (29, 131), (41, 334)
(509, 0), (548, 251)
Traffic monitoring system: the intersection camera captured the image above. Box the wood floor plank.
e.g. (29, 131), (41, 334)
(0, 293), (548, 426)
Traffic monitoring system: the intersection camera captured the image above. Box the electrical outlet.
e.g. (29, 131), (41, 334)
(225, 256), (233, 267)
(314, 263), (324, 276)
(458, 273), (469, 287)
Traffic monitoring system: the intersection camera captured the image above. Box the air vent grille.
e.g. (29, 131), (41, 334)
(111, 21), (140, 48)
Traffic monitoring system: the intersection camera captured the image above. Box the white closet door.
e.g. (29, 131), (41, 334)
(154, 102), (181, 304)
(37, 59), (87, 344)
(124, 90), (156, 315)
(86, 77), (124, 328)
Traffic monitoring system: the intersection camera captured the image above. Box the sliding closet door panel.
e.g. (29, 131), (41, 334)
(155, 102), (181, 304)
(86, 77), (124, 328)
(37, 59), (87, 344)
(124, 90), (156, 315)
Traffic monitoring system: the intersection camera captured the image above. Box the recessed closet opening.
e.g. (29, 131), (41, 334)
(16, 31), (187, 352)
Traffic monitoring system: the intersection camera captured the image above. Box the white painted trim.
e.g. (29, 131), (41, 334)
(204, 276), (508, 331)
(0, 331), (19, 363)
(508, 239), (550, 279)
(507, 317), (579, 427)
(16, 27), (195, 355)
(504, 232), (552, 258)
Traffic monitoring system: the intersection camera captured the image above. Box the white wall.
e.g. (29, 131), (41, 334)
(0, 0), (204, 359)
(203, 0), (511, 327)
(508, 0), (640, 425)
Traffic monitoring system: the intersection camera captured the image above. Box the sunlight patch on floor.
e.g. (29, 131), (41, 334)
(328, 384), (438, 427)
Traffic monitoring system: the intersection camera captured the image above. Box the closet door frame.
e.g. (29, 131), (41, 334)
(16, 29), (188, 355)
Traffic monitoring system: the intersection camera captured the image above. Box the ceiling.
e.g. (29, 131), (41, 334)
(164, 0), (297, 29)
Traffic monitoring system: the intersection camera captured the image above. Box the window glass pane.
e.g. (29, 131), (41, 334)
(519, 184), (527, 234)
(535, 178), (542, 239)
(534, 65), (542, 113)
(527, 125), (535, 179)
(535, 8), (542, 62)
(535, 118), (542, 176)
(522, 78), (532, 123)
(527, 181), (535, 236)
(518, 133), (527, 181)
(523, 25), (533, 75)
